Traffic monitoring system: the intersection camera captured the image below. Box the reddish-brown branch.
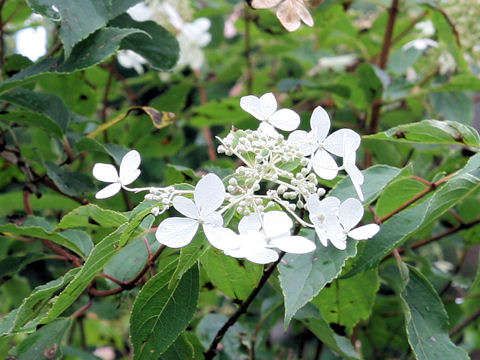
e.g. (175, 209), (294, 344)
(71, 298), (93, 319)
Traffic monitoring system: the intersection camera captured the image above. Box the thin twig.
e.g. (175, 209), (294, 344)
(204, 253), (285, 359)
(450, 307), (480, 337)
(244, 3), (253, 94)
(194, 69), (217, 161)
(71, 298), (93, 319)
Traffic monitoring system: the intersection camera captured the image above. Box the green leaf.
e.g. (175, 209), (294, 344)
(400, 265), (469, 360)
(111, 14), (180, 71)
(0, 111), (63, 138)
(312, 269), (379, 329)
(45, 162), (94, 197)
(0, 87), (70, 132)
(60, 27), (146, 72)
(131, 263), (199, 359)
(430, 91), (474, 125)
(9, 318), (72, 360)
(190, 97), (250, 128)
(0, 192), (78, 217)
(357, 63), (384, 102)
(346, 171), (480, 277)
(26, 0), (142, 58)
(119, 202), (158, 247)
(0, 217), (91, 258)
(329, 165), (402, 202)
(296, 306), (361, 360)
(375, 177), (428, 217)
(57, 204), (128, 229)
(0, 254), (45, 280)
(0, 309), (19, 337)
(170, 234), (209, 287)
(41, 224), (126, 323)
(13, 268), (80, 332)
(158, 334), (194, 360)
(201, 247), (263, 301)
(365, 120), (480, 148)
(279, 230), (357, 327)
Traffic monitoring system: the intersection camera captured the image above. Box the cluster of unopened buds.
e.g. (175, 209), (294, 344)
(92, 93), (380, 264)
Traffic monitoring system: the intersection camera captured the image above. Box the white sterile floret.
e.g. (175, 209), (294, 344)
(225, 211), (316, 263)
(92, 150), (141, 199)
(251, 0), (314, 32)
(240, 93), (300, 137)
(305, 195), (341, 247)
(288, 106), (360, 180)
(155, 174), (238, 251)
(325, 198), (380, 250)
(340, 134), (365, 201)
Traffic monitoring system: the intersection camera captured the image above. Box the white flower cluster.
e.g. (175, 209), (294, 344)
(92, 93), (379, 264)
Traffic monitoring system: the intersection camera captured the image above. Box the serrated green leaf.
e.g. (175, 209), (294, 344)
(312, 269), (379, 329)
(330, 165), (401, 202)
(0, 87), (70, 132)
(296, 306), (361, 360)
(279, 230), (357, 327)
(158, 334), (194, 360)
(13, 268), (80, 332)
(119, 202), (157, 247)
(346, 172), (480, 277)
(400, 265), (469, 360)
(170, 233), (209, 287)
(0, 111), (63, 138)
(365, 120), (480, 148)
(9, 318), (72, 360)
(41, 224), (126, 323)
(0, 309), (19, 337)
(111, 14), (179, 71)
(57, 204), (127, 229)
(201, 247), (262, 301)
(131, 263), (199, 359)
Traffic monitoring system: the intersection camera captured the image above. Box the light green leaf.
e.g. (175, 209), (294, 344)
(364, 120), (480, 148)
(190, 97), (250, 128)
(279, 230), (357, 327)
(0, 192), (78, 217)
(111, 14), (180, 71)
(400, 265), (469, 360)
(41, 225), (126, 323)
(9, 318), (72, 360)
(201, 247), (263, 301)
(375, 177), (428, 217)
(131, 263), (199, 359)
(13, 268), (80, 332)
(346, 171), (480, 277)
(0, 217), (91, 258)
(170, 233), (209, 287)
(312, 269), (379, 329)
(57, 204), (128, 229)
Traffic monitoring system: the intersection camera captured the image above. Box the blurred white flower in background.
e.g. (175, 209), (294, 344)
(251, 0), (314, 32)
(15, 26), (47, 61)
(117, 50), (147, 74)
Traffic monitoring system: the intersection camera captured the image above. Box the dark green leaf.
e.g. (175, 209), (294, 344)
(111, 14), (180, 71)
(0, 111), (63, 138)
(158, 334), (194, 360)
(131, 262), (199, 359)
(45, 162), (94, 197)
(0, 254), (45, 280)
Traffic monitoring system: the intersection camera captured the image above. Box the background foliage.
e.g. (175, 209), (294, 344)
(1, 0), (480, 359)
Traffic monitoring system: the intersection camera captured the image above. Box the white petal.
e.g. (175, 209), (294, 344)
(271, 235), (316, 254)
(251, 0), (282, 9)
(310, 106), (330, 142)
(205, 212), (223, 227)
(263, 211), (293, 239)
(320, 197), (341, 213)
(269, 109), (300, 131)
(119, 150), (141, 185)
(226, 231), (265, 257)
(345, 162), (365, 201)
(95, 183), (121, 199)
(238, 214), (261, 234)
(348, 224), (380, 240)
(306, 194), (321, 214)
(314, 226), (329, 247)
(324, 129), (361, 157)
(329, 236), (347, 250)
(338, 198), (364, 231)
(312, 149), (338, 180)
(259, 92), (278, 118)
(296, 0), (314, 27)
(93, 163), (118, 183)
(240, 95), (264, 120)
(155, 217), (198, 248)
(276, 1), (301, 32)
(258, 122), (279, 137)
(194, 173), (225, 215)
(173, 196), (199, 218)
(288, 130), (315, 155)
(247, 248), (279, 264)
(203, 224), (239, 251)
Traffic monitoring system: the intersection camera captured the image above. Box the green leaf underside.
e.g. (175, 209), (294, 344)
(130, 262), (199, 359)
(346, 171), (480, 277)
(279, 231), (357, 327)
(365, 120), (480, 148)
(400, 265), (469, 360)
